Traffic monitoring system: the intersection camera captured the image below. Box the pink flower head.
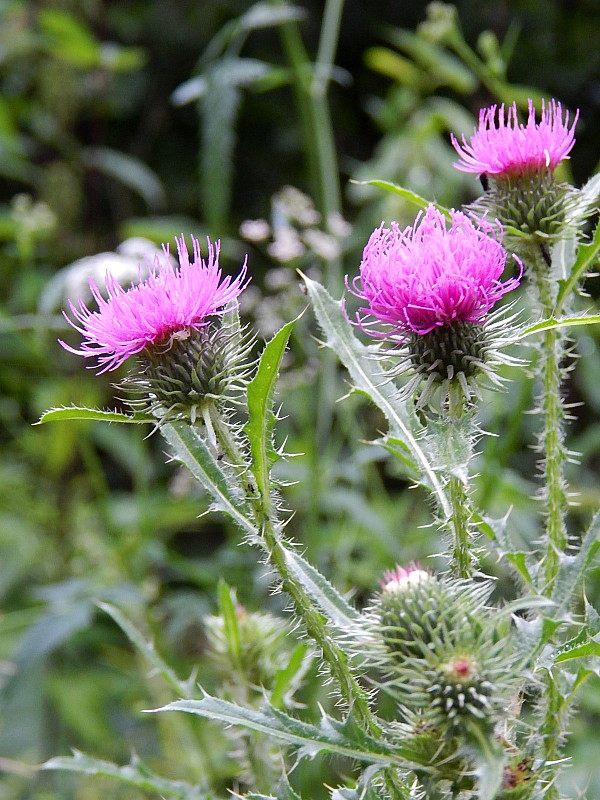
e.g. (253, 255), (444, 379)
(60, 235), (248, 373)
(380, 563), (430, 593)
(451, 99), (578, 177)
(349, 205), (520, 340)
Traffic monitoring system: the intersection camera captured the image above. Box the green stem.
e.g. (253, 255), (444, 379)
(449, 475), (473, 579)
(207, 403), (380, 737)
(261, 515), (380, 736)
(527, 242), (568, 593)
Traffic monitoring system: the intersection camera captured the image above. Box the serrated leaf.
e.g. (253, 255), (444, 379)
(245, 317), (299, 504)
(150, 693), (420, 768)
(43, 751), (205, 800)
(36, 406), (152, 424)
(555, 220), (600, 313)
(521, 314), (600, 338)
(566, 172), (600, 227)
(160, 421), (257, 537)
(302, 276), (451, 518)
(97, 602), (194, 698)
(282, 546), (360, 631)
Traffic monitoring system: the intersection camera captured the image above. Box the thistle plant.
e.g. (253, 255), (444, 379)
(40, 83), (600, 800)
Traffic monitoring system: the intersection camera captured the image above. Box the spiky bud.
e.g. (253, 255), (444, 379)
(371, 566), (518, 732)
(124, 319), (254, 422)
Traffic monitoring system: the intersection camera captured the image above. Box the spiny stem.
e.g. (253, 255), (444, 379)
(449, 475), (473, 579)
(207, 404), (381, 737)
(526, 241), (569, 593)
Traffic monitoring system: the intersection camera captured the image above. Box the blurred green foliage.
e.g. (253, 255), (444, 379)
(0, 1), (599, 798)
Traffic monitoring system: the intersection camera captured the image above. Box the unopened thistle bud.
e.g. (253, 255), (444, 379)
(451, 99), (578, 239)
(60, 235), (252, 422)
(347, 206), (521, 414)
(371, 565), (517, 732)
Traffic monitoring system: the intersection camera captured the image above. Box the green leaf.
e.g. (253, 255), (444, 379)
(160, 421), (257, 538)
(245, 317), (299, 504)
(270, 642), (311, 710)
(521, 314), (600, 338)
(97, 602), (194, 698)
(282, 546), (360, 631)
(555, 220), (600, 314)
(551, 508), (600, 615)
(566, 172), (600, 228)
(217, 580), (243, 667)
(38, 8), (101, 68)
(43, 751), (205, 800)
(555, 638), (600, 664)
(385, 28), (477, 93)
(302, 276), (451, 518)
(463, 720), (506, 800)
(350, 180), (451, 220)
(150, 693), (420, 768)
(83, 147), (166, 210)
(36, 406), (152, 425)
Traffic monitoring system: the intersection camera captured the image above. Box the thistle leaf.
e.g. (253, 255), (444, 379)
(150, 692), (421, 767)
(97, 602), (195, 698)
(350, 180), (451, 220)
(245, 316), (300, 502)
(43, 751), (206, 800)
(36, 406), (152, 424)
(551, 508), (600, 615)
(282, 546), (361, 631)
(302, 275), (451, 518)
(161, 421), (257, 537)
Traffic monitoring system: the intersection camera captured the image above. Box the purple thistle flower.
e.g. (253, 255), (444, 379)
(349, 205), (520, 341)
(451, 99), (578, 178)
(60, 235), (248, 374)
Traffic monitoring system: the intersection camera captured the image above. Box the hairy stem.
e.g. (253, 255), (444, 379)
(527, 242), (568, 593)
(207, 403), (381, 738)
(449, 475), (473, 579)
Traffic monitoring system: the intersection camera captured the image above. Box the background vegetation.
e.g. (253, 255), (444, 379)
(1, 1), (599, 798)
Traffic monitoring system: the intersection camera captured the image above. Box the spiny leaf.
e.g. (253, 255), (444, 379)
(302, 275), (451, 518)
(160, 421), (257, 537)
(43, 751), (205, 800)
(36, 406), (152, 424)
(149, 693), (421, 768)
(282, 546), (360, 631)
(551, 508), (600, 615)
(349, 180), (451, 220)
(555, 219), (600, 314)
(245, 316), (300, 504)
(521, 314), (600, 338)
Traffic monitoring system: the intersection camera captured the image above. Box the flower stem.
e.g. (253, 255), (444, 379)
(206, 403), (380, 737)
(449, 475), (473, 579)
(527, 241), (568, 593)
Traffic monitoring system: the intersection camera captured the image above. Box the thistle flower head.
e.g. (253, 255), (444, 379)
(451, 99), (578, 178)
(348, 206), (521, 412)
(60, 236), (252, 421)
(350, 206), (518, 339)
(60, 235), (248, 374)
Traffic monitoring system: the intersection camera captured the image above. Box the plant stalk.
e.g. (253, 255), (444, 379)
(527, 242), (568, 593)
